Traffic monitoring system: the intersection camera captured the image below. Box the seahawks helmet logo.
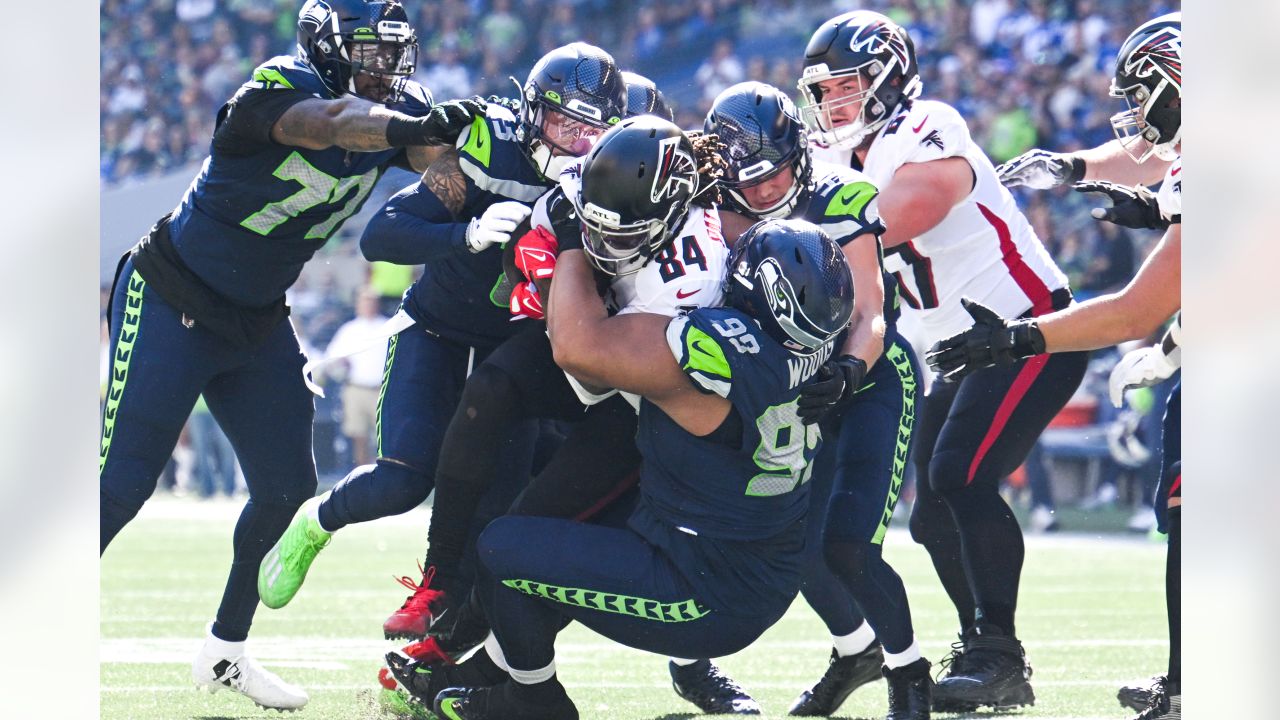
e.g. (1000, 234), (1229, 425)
(650, 136), (696, 204)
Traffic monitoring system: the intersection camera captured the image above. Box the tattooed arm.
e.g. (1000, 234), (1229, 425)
(360, 148), (476, 264)
(272, 95), (480, 152)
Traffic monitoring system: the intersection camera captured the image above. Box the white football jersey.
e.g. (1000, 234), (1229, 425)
(811, 99), (1069, 342)
(1157, 155), (1181, 220)
(531, 159), (729, 405)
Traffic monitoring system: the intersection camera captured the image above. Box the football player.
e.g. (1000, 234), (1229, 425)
(703, 81), (930, 719)
(795, 11), (1089, 712)
(98, 0), (481, 709)
(392, 217), (854, 720)
(621, 70), (675, 122)
(256, 43), (626, 635)
(378, 116), (740, 716)
(942, 14), (1182, 720)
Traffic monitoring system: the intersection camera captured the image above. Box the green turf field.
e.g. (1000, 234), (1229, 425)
(101, 496), (1166, 720)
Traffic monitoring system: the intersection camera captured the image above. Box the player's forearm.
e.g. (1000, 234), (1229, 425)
(1074, 139), (1171, 186)
(360, 197), (468, 264)
(840, 235), (886, 366)
(1039, 292), (1168, 353)
(547, 250), (612, 382)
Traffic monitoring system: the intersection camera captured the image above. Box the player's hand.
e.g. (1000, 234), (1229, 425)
(509, 281), (545, 320)
(1108, 344), (1177, 408)
(485, 95), (522, 114)
(466, 201), (532, 253)
(415, 96), (486, 146)
(1074, 181), (1170, 230)
(797, 355), (868, 425)
(926, 298), (1046, 381)
(513, 226), (559, 281)
(995, 149), (1084, 190)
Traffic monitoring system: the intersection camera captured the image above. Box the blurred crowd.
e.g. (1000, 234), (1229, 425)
(100, 0), (1178, 523)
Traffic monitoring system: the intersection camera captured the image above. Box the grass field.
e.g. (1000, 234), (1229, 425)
(101, 496), (1167, 720)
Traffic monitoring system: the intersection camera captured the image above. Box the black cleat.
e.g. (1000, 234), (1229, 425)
(1131, 685), (1181, 720)
(1118, 674), (1174, 712)
(931, 624), (1034, 713)
(670, 659), (762, 714)
(434, 679), (579, 720)
(884, 658), (932, 720)
(379, 652), (454, 719)
(429, 589), (491, 657)
(788, 645), (885, 716)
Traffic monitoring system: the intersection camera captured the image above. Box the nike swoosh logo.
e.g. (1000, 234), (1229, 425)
(830, 184), (875, 215)
(1170, 165), (1181, 176)
(675, 288), (698, 299)
(912, 115), (929, 133)
(690, 339), (715, 356)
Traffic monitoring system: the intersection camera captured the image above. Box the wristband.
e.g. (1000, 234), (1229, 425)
(385, 115), (429, 148)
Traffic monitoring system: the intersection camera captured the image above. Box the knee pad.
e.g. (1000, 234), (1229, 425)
(908, 491), (951, 548)
(927, 448), (976, 494)
(457, 364), (521, 430)
(821, 537), (873, 584)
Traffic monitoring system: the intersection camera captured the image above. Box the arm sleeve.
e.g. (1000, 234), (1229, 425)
(359, 181), (471, 264)
(212, 87), (316, 156)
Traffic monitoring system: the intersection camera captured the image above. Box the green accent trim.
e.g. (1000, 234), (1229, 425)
(825, 181), (877, 220)
(100, 271), (145, 474)
(460, 115), (492, 168)
(608, 116), (621, 125)
(870, 341), (918, 545)
(489, 273), (512, 308)
(375, 331), (401, 457)
(252, 68), (295, 89)
(352, 27), (376, 40)
(683, 327), (730, 380)
(543, 90), (561, 104)
(502, 578), (711, 622)
(438, 697), (464, 720)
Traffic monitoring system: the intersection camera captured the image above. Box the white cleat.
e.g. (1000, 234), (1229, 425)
(192, 626), (308, 711)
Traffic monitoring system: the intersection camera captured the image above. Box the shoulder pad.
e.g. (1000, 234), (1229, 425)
(390, 80), (434, 117)
(876, 99), (970, 167)
(1157, 156), (1181, 221)
(456, 111), (547, 202)
(666, 313), (734, 398)
(807, 162), (883, 243)
(244, 55), (327, 96)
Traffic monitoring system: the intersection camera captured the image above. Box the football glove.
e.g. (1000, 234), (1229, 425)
(388, 96), (486, 147)
(796, 355), (868, 425)
(1108, 344), (1178, 408)
(1073, 181), (1170, 230)
(995, 149), (1085, 190)
(466, 201), (532, 254)
(485, 94), (522, 114)
(513, 226), (560, 281)
(509, 281), (545, 320)
(926, 298), (1046, 381)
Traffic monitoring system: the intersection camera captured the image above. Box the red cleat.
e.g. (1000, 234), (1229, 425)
(382, 564), (448, 641)
(400, 636), (456, 665)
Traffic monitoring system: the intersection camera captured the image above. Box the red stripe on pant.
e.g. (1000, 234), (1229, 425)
(976, 202), (1054, 316)
(574, 470), (640, 522)
(1169, 474), (1182, 497)
(966, 355), (1050, 485)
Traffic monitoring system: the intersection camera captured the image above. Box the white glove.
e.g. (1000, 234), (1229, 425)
(465, 201), (532, 254)
(995, 149), (1084, 190)
(1109, 345), (1178, 408)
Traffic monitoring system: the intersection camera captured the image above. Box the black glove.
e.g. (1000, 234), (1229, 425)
(925, 298), (1045, 381)
(545, 188), (583, 252)
(386, 96), (486, 147)
(797, 355), (868, 425)
(1073, 181), (1170, 230)
(485, 94), (523, 114)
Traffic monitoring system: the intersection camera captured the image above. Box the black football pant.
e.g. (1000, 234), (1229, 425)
(908, 349), (1087, 637)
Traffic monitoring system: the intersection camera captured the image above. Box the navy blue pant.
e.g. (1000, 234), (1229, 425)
(100, 259), (317, 642)
(476, 515), (789, 672)
(1155, 381), (1181, 533)
(319, 323), (537, 534)
(800, 333), (920, 653)
(908, 348), (1088, 635)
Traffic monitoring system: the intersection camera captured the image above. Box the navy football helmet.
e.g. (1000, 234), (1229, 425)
(572, 116), (697, 277)
(724, 219), (854, 355)
(704, 81), (812, 219)
(297, 0), (418, 104)
(515, 43), (627, 179)
(622, 71), (674, 121)
(1110, 13), (1181, 163)
(798, 11), (921, 149)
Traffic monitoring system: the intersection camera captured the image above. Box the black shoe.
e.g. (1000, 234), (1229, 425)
(430, 588), (491, 657)
(933, 632), (971, 684)
(1118, 674), (1174, 712)
(884, 659), (932, 720)
(788, 645), (885, 716)
(1131, 686), (1181, 720)
(670, 659), (762, 714)
(379, 652), (457, 718)
(931, 624), (1034, 713)
(435, 678), (579, 720)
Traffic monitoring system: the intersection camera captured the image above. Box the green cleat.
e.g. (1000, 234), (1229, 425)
(258, 495), (332, 609)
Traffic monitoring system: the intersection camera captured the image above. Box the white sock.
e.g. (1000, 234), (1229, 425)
(312, 491), (336, 533)
(883, 639), (922, 670)
(832, 621), (876, 657)
(509, 660), (556, 685)
(203, 623), (245, 657)
(669, 657), (699, 667)
(484, 632), (510, 672)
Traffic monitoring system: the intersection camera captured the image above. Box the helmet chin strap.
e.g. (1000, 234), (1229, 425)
(532, 143), (575, 179)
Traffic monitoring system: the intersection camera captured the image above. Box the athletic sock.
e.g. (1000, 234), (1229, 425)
(669, 657), (699, 667)
(883, 639), (922, 670)
(833, 621), (876, 657)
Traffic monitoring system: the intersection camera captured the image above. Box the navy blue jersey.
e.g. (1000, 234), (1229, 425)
(398, 102), (553, 347)
(635, 307), (833, 542)
(800, 162), (901, 327)
(166, 55), (432, 307)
